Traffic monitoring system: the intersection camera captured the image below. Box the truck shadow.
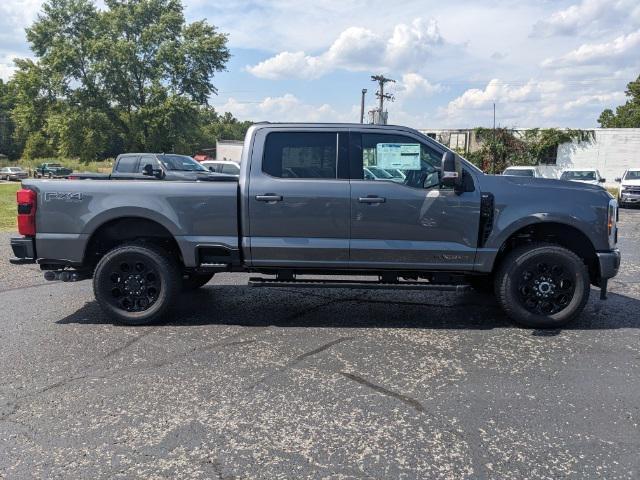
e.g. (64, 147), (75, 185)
(57, 286), (640, 333)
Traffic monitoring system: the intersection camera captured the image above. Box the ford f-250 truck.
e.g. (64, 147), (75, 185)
(10, 123), (620, 328)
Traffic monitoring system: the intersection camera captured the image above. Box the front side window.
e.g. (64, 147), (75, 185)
(263, 132), (337, 179)
(360, 133), (442, 189)
(138, 155), (160, 173)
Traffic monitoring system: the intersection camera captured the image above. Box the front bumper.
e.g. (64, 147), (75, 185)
(9, 236), (36, 264)
(620, 192), (640, 204)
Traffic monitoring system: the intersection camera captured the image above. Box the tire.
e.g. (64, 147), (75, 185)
(182, 272), (214, 291)
(93, 243), (181, 325)
(494, 243), (590, 328)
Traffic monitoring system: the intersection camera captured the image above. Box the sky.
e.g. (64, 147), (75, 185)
(1, 0), (639, 129)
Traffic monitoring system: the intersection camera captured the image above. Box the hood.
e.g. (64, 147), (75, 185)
(621, 178), (640, 187)
(489, 174), (607, 193)
(165, 170), (237, 182)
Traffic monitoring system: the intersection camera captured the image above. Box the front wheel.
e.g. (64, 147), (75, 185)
(495, 243), (590, 328)
(93, 243), (181, 325)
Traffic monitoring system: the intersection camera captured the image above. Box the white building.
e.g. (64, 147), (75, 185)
(216, 140), (244, 164)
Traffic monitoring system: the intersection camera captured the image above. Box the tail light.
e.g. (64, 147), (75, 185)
(17, 189), (37, 236)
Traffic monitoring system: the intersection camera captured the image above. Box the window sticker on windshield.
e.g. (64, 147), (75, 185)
(376, 143), (420, 170)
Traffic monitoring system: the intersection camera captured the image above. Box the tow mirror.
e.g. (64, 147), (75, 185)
(615, 177), (621, 182)
(599, 177), (606, 183)
(208, 166), (214, 172)
(143, 163), (164, 179)
(441, 151), (461, 188)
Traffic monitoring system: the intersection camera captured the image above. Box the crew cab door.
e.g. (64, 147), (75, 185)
(247, 129), (350, 267)
(349, 130), (481, 270)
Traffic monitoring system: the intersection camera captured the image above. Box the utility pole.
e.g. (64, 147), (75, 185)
(360, 89), (367, 124)
(371, 75), (395, 124)
(492, 102), (496, 174)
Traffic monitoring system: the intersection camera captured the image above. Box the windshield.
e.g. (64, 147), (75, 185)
(160, 154), (207, 172)
(48, 164), (62, 167)
(624, 170), (640, 180)
(504, 169), (534, 177)
(561, 170), (596, 181)
(385, 169), (405, 179)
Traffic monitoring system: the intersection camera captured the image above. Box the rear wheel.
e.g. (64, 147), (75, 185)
(495, 243), (590, 328)
(182, 272), (214, 291)
(93, 243), (180, 325)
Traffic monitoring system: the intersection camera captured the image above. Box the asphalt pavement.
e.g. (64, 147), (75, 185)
(0, 210), (639, 479)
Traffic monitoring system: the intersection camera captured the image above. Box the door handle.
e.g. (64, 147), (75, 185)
(255, 194), (283, 202)
(358, 196), (386, 204)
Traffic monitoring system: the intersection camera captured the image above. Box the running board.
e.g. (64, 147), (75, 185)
(248, 277), (471, 292)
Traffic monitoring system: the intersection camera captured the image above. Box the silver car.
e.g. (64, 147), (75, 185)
(0, 166), (29, 181)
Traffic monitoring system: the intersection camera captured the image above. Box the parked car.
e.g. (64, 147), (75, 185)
(201, 160), (241, 176)
(0, 166), (28, 181)
(615, 168), (640, 207)
(560, 168), (606, 187)
(10, 123), (620, 329)
(35, 163), (73, 178)
(502, 166), (541, 178)
(69, 153), (235, 181)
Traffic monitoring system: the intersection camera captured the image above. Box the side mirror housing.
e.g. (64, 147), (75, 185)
(441, 151), (461, 188)
(143, 163), (164, 179)
(208, 166), (214, 172)
(615, 177), (621, 182)
(599, 177), (606, 183)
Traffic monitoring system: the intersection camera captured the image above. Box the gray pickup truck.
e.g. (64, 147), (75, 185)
(69, 153), (232, 181)
(10, 123), (620, 328)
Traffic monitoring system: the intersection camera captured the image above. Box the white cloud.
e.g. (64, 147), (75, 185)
(247, 18), (443, 80)
(531, 0), (640, 37)
(542, 30), (640, 68)
(397, 73), (442, 97)
(440, 78), (627, 128)
(217, 93), (355, 123)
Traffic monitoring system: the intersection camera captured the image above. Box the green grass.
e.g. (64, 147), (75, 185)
(0, 183), (20, 232)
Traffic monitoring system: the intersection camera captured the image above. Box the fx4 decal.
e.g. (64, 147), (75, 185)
(44, 192), (84, 202)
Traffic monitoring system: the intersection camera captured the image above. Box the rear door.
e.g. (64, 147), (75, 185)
(349, 129), (481, 270)
(247, 128), (350, 267)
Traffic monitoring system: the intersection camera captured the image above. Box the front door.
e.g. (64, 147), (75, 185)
(349, 130), (481, 270)
(247, 129), (350, 267)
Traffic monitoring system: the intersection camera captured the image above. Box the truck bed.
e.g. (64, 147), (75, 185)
(23, 179), (239, 267)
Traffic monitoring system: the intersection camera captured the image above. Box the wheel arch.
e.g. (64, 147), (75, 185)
(83, 216), (184, 269)
(492, 221), (599, 283)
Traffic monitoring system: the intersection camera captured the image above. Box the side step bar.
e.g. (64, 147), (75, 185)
(248, 277), (471, 292)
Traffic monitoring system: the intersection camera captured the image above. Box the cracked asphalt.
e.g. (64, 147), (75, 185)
(1, 209), (639, 479)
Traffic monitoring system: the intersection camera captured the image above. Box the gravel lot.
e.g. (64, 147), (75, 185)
(1, 210), (639, 479)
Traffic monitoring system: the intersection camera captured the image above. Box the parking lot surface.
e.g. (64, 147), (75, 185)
(1, 210), (639, 479)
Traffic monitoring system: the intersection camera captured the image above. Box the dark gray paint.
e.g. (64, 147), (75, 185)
(19, 123), (619, 281)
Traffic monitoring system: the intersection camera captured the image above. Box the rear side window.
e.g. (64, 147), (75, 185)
(116, 155), (139, 173)
(263, 132), (337, 179)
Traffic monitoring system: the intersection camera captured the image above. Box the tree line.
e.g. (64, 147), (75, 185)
(0, 0), (251, 162)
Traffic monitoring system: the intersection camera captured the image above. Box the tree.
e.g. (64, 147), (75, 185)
(12, 0), (232, 159)
(598, 75), (640, 128)
(0, 79), (20, 159)
(466, 128), (593, 173)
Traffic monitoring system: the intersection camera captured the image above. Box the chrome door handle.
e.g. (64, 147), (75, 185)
(358, 196), (386, 204)
(255, 194), (283, 202)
